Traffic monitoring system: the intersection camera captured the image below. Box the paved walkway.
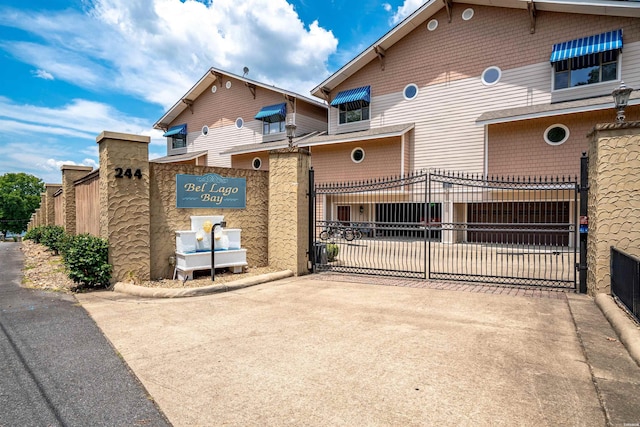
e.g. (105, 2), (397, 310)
(77, 274), (640, 426)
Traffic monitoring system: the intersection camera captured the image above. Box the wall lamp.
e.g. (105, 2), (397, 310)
(285, 119), (297, 148)
(612, 81), (633, 123)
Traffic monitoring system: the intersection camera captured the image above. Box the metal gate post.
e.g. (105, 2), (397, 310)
(578, 152), (589, 293)
(308, 167), (316, 272)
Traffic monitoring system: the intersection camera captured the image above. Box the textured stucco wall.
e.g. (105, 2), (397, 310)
(587, 122), (640, 295)
(98, 131), (151, 283)
(268, 149), (311, 275)
(61, 165), (93, 235)
(149, 163), (269, 279)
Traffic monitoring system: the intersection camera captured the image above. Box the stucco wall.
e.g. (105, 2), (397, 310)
(587, 122), (640, 294)
(149, 163), (269, 279)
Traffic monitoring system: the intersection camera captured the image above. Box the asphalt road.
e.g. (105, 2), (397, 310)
(0, 241), (170, 427)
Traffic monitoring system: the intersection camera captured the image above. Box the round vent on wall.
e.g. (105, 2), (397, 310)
(544, 124), (569, 145)
(226, 81), (232, 89)
(481, 66), (502, 86)
(427, 19), (438, 31)
(202, 125), (209, 136)
(403, 83), (419, 100)
(252, 157), (262, 170)
(351, 147), (365, 163)
(211, 85), (217, 94)
(235, 117), (244, 129)
(462, 8), (474, 20)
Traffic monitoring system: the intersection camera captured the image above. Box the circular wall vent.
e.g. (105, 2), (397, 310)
(462, 8), (474, 20)
(427, 19), (438, 31)
(211, 85), (217, 93)
(252, 157), (262, 170)
(544, 124), (570, 145)
(226, 81), (232, 89)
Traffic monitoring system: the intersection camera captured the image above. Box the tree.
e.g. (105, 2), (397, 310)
(0, 173), (45, 235)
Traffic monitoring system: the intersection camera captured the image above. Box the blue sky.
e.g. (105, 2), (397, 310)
(0, 0), (425, 183)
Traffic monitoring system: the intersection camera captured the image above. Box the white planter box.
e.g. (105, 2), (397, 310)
(175, 249), (247, 280)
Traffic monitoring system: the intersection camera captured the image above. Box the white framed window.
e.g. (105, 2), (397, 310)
(235, 117), (244, 129)
(544, 124), (569, 146)
(351, 147), (365, 163)
(403, 84), (419, 100)
(482, 66), (502, 86)
(263, 119), (285, 134)
(553, 51), (619, 90)
(339, 102), (369, 125)
(252, 157), (262, 170)
(171, 134), (186, 149)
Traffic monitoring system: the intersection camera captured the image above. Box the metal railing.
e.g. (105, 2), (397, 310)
(611, 247), (640, 323)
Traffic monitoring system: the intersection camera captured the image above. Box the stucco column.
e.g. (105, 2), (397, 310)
(586, 121), (640, 295)
(268, 148), (311, 275)
(61, 165), (93, 234)
(44, 184), (61, 226)
(97, 131), (151, 283)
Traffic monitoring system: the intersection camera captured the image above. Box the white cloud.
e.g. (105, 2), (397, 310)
(390, 0), (426, 25)
(383, 3), (392, 12)
(32, 69), (54, 80)
(0, 0), (339, 107)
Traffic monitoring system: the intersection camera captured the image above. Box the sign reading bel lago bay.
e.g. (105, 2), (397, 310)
(176, 173), (246, 208)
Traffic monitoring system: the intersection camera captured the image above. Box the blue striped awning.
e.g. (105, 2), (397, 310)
(254, 103), (286, 122)
(330, 85), (371, 107)
(163, 123), (187, 137)
(550, 29), (622, 63)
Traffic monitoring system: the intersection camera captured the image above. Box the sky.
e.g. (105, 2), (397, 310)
(0, 0), (426, 184)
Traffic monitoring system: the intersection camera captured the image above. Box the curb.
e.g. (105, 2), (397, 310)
(112, 270), (294, 298)
(595, 293), (640, 367)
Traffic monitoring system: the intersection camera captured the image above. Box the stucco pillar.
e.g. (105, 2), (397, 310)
(44, 184), (61, 226)
(61, 165), (93, 235)
(97, 131), (151, 283)
(586, 121), (640, 295)
(268, 148), (311, 275)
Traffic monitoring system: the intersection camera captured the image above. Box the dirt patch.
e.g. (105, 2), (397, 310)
(20, 241), (280, 292)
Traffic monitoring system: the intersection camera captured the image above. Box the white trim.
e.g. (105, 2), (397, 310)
(400, 133), (405, 176)
(544, 124), (570, 145)
(476, 98), (640, 125)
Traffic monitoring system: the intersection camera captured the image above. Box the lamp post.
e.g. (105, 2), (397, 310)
(285, 120), (297, 148)
(612, 81), (633, 123)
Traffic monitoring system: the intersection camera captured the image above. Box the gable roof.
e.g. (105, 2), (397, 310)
(310, 0), (640, 98)
(154, 66), (327, 130)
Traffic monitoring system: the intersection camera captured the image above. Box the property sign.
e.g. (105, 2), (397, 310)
(176, 173), (246, 209)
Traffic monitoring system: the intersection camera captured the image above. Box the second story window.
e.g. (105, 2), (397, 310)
(554, 50), (618, 90)
(550, 29), (622, 91)
(255, 103), (287, 136)
(330, 85), (371, 125)
(163, 124), (187, 150)
(172, 134), (187, 149)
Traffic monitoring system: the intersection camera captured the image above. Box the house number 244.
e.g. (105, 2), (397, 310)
(114, 168), (142, 179)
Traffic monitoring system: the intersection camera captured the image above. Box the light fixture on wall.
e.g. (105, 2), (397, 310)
(285, 119), (297, 148)
(612, 81), (633, 123)
(359, 205), (364, 214)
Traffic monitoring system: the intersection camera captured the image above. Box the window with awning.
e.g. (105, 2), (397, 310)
(330, 86), (371, 124)
(550, 29), (622, 90)
(163, 124), (187, 149)
(255, 103), (287, 134)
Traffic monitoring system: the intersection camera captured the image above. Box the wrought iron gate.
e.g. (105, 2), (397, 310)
(310, 169), (579, 289)
(428, 171), (578, 289)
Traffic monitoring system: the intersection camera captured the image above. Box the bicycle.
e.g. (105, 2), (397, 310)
(319, 222), (355, 241)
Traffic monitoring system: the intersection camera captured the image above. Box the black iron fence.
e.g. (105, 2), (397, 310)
(611, 247), (640, 323)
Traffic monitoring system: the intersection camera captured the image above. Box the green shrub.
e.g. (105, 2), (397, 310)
(40, 225), (66, 255)
(327, 243), (339, 262)
(64, 234), (112, 289)
(24, 226), (45, 243)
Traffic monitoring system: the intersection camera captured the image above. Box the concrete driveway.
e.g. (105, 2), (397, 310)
(76, 275), (640, 426)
